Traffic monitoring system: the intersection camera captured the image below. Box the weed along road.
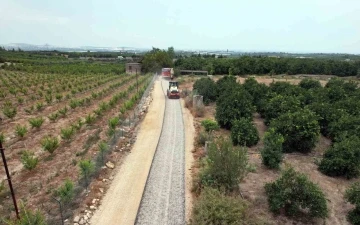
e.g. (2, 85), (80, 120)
(136, 79), (186, 225)
(90, 77), (185, 225)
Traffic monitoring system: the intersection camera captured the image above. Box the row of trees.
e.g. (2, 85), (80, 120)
(175, 56), (360, 76)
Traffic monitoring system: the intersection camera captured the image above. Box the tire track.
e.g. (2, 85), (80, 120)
(136, 79), (185, 225)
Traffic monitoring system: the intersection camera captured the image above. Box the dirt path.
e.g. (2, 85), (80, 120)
(90, 78), (165, 225)
(135, 79), (186, 225)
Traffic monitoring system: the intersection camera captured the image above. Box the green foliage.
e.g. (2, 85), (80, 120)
(60, 127), (75, 141)
(200, 137), (248, 192)
(79, 159), (95, 187)
(98, 141), (109, 163)
(215, 86), (254, 129)
(85, 114), (96, 125)
(270, 108), (320, 153)
(141, 47), (173, 73)
(191, 187), (247, 225)
(216, 75), (238, 94)
(299, 78), (322, 89)
(200, 119), (219, 132)
(319, 136), (360, 179)
(2, 103), (17, 119)
(47, 112), (59, 122)
(196, 131), (211, 146)
(40, 136), (59, 154)
(265, 167), (328, 218)
(56, 179), (74, 204)
(15, 125), (28, 138)
(29, 117), (44, 129)
(193, 78), (218, 104)
(263, 95), (301, 125)
(231, 118), (259, 147)
(108, 117), (119, 130)
(345, 182), (360, 225)
(261, 128), (284, 169)
(58, 106), (68, 117)
(69, 99), (79, 109)
(4, 202), (47, 225)
(328, 113), (360, 141)
(36, 102), (44, 111)
(20, 150), (38, 170)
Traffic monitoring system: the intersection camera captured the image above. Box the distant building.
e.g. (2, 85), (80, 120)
(126, 63), (141, 74)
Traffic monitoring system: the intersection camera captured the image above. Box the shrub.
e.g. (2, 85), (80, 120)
(191, 187), (247, 225)
(17, 96), (24, 104)
(327, 114), (360, 141)
(98, 141), (109, 163)
(261, 128), (284, 169)
(193, 78), (218, 104)
(29, 117), (44, 129)
(265, 167), (328, 218)
(48, 112), (59, 122)
(20, 150), (38, 170)
(5, 202), (46, 225)
(56, 179), (74, 204)
(69, 99), (79, 109)
(85, 114), (96, 125)
(60, 127), (74, 141)
(299, 78), (322, 89)
(36, 102), (44, 111)
(201, 119), (219, 132)
(58, 106), (68, 117)
(41, 136), (59, 154)
(200, 137), (248, 192)
(231, 118), (259, 147)
(345, 182), (360, 225)
(45, 94), (52, 104)
(2, 104), (17, 119)
(215, 87), (254, 129)
(108, 117), (119, 130)
(79, 159), (95, 187)
(319, 136), (360, 179)
(15, 125), (28, 138)
(270, 108), (320, 153)
(55, 93), (63, 102)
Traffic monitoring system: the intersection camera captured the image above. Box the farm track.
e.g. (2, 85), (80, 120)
(136, 79), (185, 225)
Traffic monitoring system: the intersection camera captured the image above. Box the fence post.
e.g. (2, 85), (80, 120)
(0, 141), (20, 219)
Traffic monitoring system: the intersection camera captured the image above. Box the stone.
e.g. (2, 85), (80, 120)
(92, 199), (97, 204)
(99, 188), (104, 193)
(102, 179), (108, 183)
(74, 223), (79, 225)
(126, 143), (130, 147)
(90, 205), (96, 210)
(83, 215), (88, 221)
(74, 216), (80, 223)
(105, 161), (115, 169)
(109, 176), (114, 180)
(79, 218), (85, 225)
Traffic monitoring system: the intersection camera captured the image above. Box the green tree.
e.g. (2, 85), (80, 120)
(345, 182), (360, 225)
(231, 118), (259, 147)
(215, 87), (254, 129)
(193, 78), (218, 104)
(270, 108), (320, 153)
(261, 128), (284, 169)
(319, 136), (360, 179)
(79, 159), (95, 187)
(56, 179), (74, 204)
(265, 167), (328, 218)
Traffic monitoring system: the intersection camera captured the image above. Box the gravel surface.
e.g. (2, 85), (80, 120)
(136, 79), (185, 225)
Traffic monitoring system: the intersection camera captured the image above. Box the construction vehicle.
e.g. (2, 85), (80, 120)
(162, 68), (175, 80)
(167, 81), (180, 99)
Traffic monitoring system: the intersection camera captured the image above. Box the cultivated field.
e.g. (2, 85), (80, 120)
(0, 70), (152, 223)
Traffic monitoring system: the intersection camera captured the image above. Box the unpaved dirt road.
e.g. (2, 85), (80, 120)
(90, 78), (165, 225)
(135, 80), (186, 225)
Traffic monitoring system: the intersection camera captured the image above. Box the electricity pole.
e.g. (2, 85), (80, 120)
(0, 141), (19, 219)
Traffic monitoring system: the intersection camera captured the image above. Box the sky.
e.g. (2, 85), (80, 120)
(0, 0), (359, 53)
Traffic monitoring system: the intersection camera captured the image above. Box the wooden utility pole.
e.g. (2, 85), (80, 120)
(0, 141), (20, 219)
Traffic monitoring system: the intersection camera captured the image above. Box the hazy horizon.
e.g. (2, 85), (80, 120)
(1, 0), (359, 54)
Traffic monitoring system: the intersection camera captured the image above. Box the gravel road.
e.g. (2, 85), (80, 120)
(136, 79), (185, 225)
